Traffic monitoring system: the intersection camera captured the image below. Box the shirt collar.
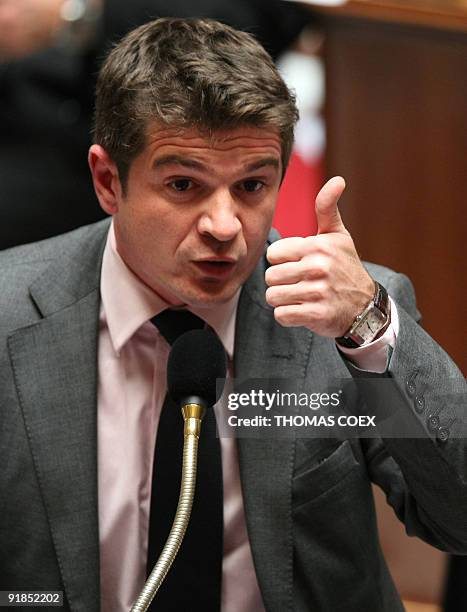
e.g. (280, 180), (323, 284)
(100, 222), (239, 359)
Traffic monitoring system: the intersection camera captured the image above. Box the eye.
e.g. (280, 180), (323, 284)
(241, 179), (264, 193)
(169, 178), (194, 192)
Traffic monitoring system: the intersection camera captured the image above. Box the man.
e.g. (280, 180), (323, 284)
(0, 17), (466, 612)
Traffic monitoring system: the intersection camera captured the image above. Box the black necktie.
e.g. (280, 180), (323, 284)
(146, 309), (224, 611)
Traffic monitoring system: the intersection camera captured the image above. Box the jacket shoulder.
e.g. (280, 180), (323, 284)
(0, 219), (110, 269)
(0, 219), (110, 330)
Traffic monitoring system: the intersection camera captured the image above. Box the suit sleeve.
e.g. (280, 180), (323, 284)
(355, 271), (467, 553)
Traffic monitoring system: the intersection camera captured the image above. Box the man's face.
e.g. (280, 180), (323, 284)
(105, 126), (283, 306)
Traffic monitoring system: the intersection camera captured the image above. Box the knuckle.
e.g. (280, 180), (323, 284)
(317, 254), (331, 274)
(303, 235), (317, 251)
(311, 235), (331, 254)
(304, 281), (327, 301)
(302, 255), (329, 279)
(303, 303), (323, 324)
(274, 307), (294, 326)
(295, 281), (314, 302)
(265, 286), (276, 305)
(266, 245), (276, 264)
(266, 242), (283, 263)
(264, 267), (275, 286)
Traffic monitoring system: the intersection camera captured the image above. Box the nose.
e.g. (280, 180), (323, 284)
(197, 189), (242, 242)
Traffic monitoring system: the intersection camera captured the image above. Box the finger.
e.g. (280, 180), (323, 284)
(266, 237), (309, 265)
(315, 176), (348, 235)
(273, 303), (324, 328)
(265, 281), (326, 308)
(265, 260), (304, 287)
(266, 252), (333, 289)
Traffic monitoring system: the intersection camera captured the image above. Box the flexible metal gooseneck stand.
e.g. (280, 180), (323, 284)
(130, 402), (205, 612)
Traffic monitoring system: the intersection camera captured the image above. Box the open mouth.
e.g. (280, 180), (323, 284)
(193, 260), (236, 278)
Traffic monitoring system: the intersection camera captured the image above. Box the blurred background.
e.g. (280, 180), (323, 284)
(1, 0), (466, 610)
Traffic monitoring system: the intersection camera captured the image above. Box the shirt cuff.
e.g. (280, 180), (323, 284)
(336, 297), (399, 373)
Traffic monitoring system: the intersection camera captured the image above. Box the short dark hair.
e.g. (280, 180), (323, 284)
(93, 17), (298, 185)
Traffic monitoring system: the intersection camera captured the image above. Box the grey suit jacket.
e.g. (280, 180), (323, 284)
(1, 220), (466, 612)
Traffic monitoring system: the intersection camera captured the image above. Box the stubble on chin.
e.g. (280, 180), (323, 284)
(168, 278), (240, 307)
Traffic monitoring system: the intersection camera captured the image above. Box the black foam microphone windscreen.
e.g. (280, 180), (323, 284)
(167, 329), (227, 407)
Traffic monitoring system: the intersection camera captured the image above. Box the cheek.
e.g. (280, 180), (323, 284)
(147, 214), (198, 260)
(243, 204), (275, 243)
(122, 196), (187, 245)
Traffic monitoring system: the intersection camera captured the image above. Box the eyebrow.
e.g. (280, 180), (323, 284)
(152, 155), (280, 173)
(153, 155), (206, 170)
(245, 158), (280, 172)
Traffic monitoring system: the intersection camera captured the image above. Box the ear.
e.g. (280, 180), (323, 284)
(88, 144), (123, 215)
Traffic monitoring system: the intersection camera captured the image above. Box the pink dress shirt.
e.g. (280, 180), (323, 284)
(97, 222), (398, 611)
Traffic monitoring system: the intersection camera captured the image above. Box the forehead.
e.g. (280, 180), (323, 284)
(142, 124), (282, 161)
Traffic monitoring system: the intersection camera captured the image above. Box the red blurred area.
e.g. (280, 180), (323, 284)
(273, 151), (322, 238)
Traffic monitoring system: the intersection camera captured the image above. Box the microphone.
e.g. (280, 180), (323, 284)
(168, 328), (227, 408)
(131, 329), (227, 612)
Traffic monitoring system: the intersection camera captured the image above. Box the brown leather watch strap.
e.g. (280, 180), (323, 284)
(335, 281), (390, 349)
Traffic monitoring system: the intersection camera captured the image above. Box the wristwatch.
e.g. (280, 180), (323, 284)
(335, 281), (390, 349)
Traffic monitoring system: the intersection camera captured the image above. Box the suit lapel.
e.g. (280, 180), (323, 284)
(7, 222), (109, 612)
(234, 254), (313, 612)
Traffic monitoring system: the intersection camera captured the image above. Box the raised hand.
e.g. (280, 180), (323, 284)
(265, 176), (375, 338)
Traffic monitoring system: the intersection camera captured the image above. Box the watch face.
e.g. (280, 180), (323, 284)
(354, 306), (387, 342)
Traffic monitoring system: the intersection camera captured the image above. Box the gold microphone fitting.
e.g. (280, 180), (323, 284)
(182, 403), (206, 438)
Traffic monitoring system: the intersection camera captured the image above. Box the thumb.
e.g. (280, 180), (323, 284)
(315, 176), (348, 235)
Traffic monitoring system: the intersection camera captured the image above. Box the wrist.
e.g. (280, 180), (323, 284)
(335, 281), (391, 349)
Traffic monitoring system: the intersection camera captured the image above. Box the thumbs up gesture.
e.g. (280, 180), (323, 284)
(265, 177), (375, 338)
